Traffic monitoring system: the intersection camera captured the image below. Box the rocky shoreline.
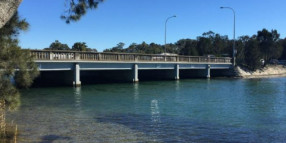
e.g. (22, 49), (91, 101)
(235, 65), (286, 78)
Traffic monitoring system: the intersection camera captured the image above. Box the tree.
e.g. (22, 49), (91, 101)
(146, 43), (164, 54)
(197, 31), (215, 56)
(125, 43), (138, 53)
(0, 12), (39, 110)
(104, 42), (125, 53)
(45, 40), (70, 50)
(196, 31), (230, 57)
(135, 42), (149, 53)
(257, 29), (282, 62)
(72, 42), (97, 52)
(176, 39), (198, 56)
(244, 39), (261, 71)
(0, 0), (104, 28)
(236, 36), (250, 65)
(279, 38), (286, 60)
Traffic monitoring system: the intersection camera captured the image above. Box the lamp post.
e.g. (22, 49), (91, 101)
(220, 7), (236, 66)
(165, 15), (176, 54)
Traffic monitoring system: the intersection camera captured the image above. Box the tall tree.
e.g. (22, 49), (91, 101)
(257, 29), (282, 61)
(244, 39), (261, 71)
(236, 36), (250, 65)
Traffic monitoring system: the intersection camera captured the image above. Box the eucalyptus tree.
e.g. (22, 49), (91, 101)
(257, 29), (282, 62)
(244, 38), (261, 70)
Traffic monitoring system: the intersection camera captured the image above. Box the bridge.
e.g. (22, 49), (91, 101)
(31, 50), (232, 86)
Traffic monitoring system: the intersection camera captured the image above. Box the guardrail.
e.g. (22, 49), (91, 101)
(30, 50), (232, 63)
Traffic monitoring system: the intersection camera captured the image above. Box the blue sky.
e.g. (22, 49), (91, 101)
(18, 0), (286, 51)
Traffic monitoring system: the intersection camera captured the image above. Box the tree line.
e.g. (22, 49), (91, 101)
(49, 29), (286, 71)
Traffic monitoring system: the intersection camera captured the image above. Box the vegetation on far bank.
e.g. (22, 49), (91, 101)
(46, 29), (286, 71)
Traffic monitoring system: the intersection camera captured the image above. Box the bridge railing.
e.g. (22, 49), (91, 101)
(30, 50), (232, 63)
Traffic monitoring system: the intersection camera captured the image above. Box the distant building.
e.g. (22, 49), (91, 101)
(160, 53), (178, 56)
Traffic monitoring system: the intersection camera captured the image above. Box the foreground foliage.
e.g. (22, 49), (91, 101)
(0, 0), (105, 28)
(0, 12), (39, 110)
(61, 0), (104, 23)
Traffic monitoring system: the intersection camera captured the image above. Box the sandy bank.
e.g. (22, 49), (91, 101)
(236, 65), (286, 78)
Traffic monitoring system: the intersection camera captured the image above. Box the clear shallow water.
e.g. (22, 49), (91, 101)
(6, 78), (286, 142)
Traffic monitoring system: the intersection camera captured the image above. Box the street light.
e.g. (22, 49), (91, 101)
(165, 15), (176, 54)
(220, 7), (236, 66)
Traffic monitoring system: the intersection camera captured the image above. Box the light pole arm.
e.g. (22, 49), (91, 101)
(164, 15), (176, 54)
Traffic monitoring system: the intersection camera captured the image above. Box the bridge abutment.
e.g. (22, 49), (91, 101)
(73, 63), (81, 87)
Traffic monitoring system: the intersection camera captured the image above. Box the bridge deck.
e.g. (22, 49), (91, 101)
(30, 50), (232, 64)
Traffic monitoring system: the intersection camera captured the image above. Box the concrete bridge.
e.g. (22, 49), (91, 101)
(31, 50), (232, 86)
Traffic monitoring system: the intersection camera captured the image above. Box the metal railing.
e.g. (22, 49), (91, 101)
(30, 50), (232, 64)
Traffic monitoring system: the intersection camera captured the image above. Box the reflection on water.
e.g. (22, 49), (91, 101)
(151, 100), (160, 123)
(73, 87), (82, 142)
(5, 78), (286, 142)
(175, 80), (180, 91)
(150, 99), (161, 142)
(74, 87), (82, 111)
(133, 83), (139, 101)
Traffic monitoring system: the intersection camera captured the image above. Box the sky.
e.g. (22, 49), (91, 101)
(18, 0), (286, 52)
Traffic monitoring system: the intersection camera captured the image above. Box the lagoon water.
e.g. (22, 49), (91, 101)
(6, 78), (286, 142)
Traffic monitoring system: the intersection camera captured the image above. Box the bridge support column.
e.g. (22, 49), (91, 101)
(133, 64), (139, 82)
(206, 64), (211, 78)
(73, 63), (81, 87)
(175, 64), (180, 80)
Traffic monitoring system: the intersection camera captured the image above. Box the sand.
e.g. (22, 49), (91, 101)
(236, 65), (286, 78)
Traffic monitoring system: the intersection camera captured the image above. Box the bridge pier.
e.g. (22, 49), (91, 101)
(175, 64), (180, 80)
(73, 63), (81, 87)
(133, 64), (139, 82)
(206, 64), (211, 78)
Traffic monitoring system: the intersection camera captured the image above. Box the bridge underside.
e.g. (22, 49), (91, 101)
(33, 62), (232, 86)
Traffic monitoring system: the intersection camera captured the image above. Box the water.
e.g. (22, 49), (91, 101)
(6, 78), (286, 142)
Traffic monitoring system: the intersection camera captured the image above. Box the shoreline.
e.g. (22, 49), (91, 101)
(238, 73), (286, 79)
(235, 65), (286, 79)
